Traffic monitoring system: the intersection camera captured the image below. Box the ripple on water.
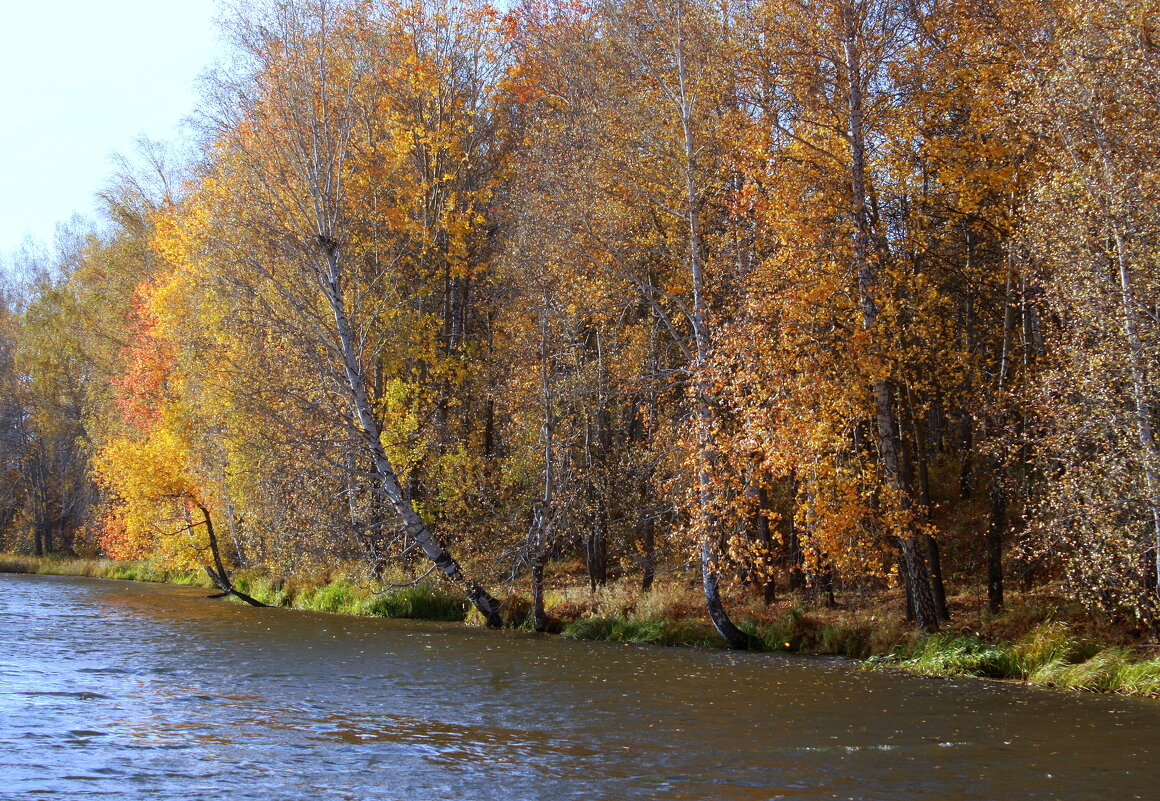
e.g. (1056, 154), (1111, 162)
(17, 691), (112, 701)
(3, 573), (1160, 801)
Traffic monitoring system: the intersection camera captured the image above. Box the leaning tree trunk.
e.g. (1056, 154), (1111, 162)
(192, 503), (266, 607)
(320, 242), (503, 628)
(674, 1), (750, 649)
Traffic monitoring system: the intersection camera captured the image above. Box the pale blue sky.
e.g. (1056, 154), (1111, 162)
(0, 0), (223, 260)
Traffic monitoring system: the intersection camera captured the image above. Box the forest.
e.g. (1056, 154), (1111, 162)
(1, 0), (1158, 647)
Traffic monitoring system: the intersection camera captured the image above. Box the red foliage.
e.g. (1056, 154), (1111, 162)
(113, 284), (175, 432)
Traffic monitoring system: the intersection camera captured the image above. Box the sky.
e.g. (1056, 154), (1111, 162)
(0, 0), (224, 262)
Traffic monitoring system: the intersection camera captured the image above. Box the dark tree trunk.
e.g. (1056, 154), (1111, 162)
(58, 520), (77, 557)
(817, 559), (836, 608)
(959, 412), (974, 499)
(899, 533), (938, 631)
(902, 557), (915, 622)
(640, 512), (656, 593)
(586, 516), (608, 591)
(754, 487), (776, 604)
(925, 535), (950, 622)
(906, 388), (950, 622)
(987, 466), (1006, 614)
(195, 504), (266, 607)
(702, 538), (755, 649)
(786, 525), (806, 592)
(843, 8), (936, 632)
(531, 557), (548, 633)
(483, 399), (495, 457)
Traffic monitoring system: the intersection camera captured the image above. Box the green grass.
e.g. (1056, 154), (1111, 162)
(564, 605), (894, 655)
(1104, 654), (1160, 695)
(8, 553), (1160, 697)
(562, 615), (723, 647)
(232, 574), (293, 607)
(0, 554), (210, 586)
(864, 621), (1160, 697)
(235, 575), (468, 621)
(1028, 647), (1160, 694)
(869, 634), (1017, 678)
(358, 585), (467, 621)
(101, 562), (209, 586)
(0, 554), (50, 574)
(1, 554), (466, 622)
(297, 580), (359, 613)
(741, 607), (880, 657)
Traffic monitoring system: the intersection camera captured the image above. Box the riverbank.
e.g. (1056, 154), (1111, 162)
(5, 553), (1160, 697)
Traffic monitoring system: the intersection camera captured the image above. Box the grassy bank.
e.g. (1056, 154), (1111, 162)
(0, 554), (468, 622)
(866, 623), (1160, 695)
(507, 577), (1160, 697)
(5, 553), (1160, 697)
(0, 553), (213, 586)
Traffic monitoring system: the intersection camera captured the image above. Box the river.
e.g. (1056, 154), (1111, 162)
(1, 573), (1158, 800)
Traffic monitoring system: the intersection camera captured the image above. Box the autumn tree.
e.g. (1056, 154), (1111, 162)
(182, 0), (505, 623)
(1013, 0), (1160, 624)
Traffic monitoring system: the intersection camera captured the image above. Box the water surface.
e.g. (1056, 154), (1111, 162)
(1, 573), (1157, 799)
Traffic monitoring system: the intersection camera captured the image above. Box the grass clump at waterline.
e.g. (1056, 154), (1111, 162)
(864, 620), (1160, 697)
(553, 585), (891, 653)
(231, 573), (469, 621)
(0, 553), (212, 586)
(562, 615), (724, 647)
(1, 554), (468, 623)
(741, 606), (885, 658)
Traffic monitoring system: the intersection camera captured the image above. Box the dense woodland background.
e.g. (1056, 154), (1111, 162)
(2, 0), (1159, 641)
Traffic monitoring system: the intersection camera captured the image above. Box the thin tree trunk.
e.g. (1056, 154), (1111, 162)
(320, 242), (503, 627)
(906, 386), (950, 621)
(532, 292), (554, 633)
(531, 556), (547, 632)
(902, 556), (915, 622)
(843, 7), (937, 631)
(788, 474), (806, 591)
(755, 486), (776, 604)
(640, 511), (656, 593)
(1062, 104), (1160, 609)
(925, 535), (950, 622)
(1109, 227), (1160, 604)
(675, 0), (749, 649)
(985, 249), (1022, 615)
(987, 464), (1006, 614)
(193, 503), (266, 607)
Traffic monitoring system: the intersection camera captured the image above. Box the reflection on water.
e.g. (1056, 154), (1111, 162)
(1, 573), (1158, 800)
